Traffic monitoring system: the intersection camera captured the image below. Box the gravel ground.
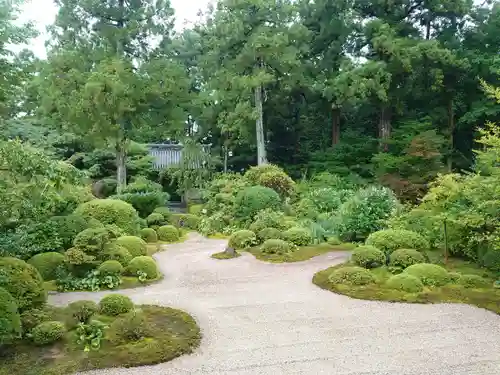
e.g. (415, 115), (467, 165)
(49, 233), (500, 375)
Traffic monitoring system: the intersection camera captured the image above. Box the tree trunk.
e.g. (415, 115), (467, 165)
(378, 105), (391, 152)
(331, 106), (341, 146)
(255, 83), (267, 165)
(116, 138), (127, 193)
(223, 144), (228, 173)
(447, 97), (455, 172)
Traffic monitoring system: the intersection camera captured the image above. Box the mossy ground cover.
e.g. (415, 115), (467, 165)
(246, 242), (356, 263)
(0, 305), (201, 375)
(313, 257), (500, 314)
(211, 251), (242, 260)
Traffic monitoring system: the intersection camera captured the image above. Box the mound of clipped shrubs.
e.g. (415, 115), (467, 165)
(233, 186), (281, 219)
(98, 260), (124, 276)
(157, 225), (180, 242)
(385, 273), (424, 293)
(228, 230), (257, 249)
(140, 227), (158, 243)
(261, 239), (293, 255)
(457, 274), (489, 288)
(351, 246), (385, 269)
(283, 227), (312, 246)
(114, 236), (147, 257)
(31, 321), (66, 345)
(257, 227), (282, 242)
(403, 263), (449, 286)
(104, 245), (133, 267)
(99, 294), (134, 316)
(365, 229), (429, 255)
(28, 252), (65, 281)
(389, 249), (426, 269)
(328, 266), (375, 286)
(126, 256), (158, 279)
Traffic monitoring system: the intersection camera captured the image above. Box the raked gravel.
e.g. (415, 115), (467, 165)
(48, 233), (500, 375)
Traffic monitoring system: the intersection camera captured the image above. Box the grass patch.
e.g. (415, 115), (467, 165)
(211, 251), (241, 260)
(246, 242), (355, 263)
(0, 305), (201, 375)
(313, 261), (500, 314)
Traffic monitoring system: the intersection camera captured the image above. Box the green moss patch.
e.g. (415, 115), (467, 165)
(0, 305), (201, 375)
(313, 262), (500, 314)
(246, 242), (355, 263)
(211, 251), (242, 260)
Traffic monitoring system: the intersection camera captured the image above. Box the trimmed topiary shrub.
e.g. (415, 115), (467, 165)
(257, 227), (282, 243)
(228, 230), (257, 249)
(112, 177), (169, 217)
(448, 272), (461, 282)
(140, 228), (158, 243)
(156, 225), (179, 242)
(482, 249), (500, 272)
(403, 263), (449, 286)
(31, 321), (66, 345)
(327, 236), (342, 245)
(351, 246), (385, 269)
(458, 274), (489, 288)
(20, 308), (50, 334)
(27, 252), (65, 281)
(98, 260), (124, 276)
(99, 294), (134, 316)
(47, 214), (94, 250)
(328, 266), (375, 286)
(126, 256), (158, 279)
(389, 249), (426, 269)
(248, 209), (287, 233)
(114, 236), (147, 258)
(365, 229), (429, 255)
(385, 273), (424, 293)
(233, 186), (281, 220)
(153, 206), (171, 221)
(67, 300), (98, 325)
(104, 245), (133, 267)
(0, 257), (46, 311)
(63, 248), (97, 277)
(104, 224), (125, 239)
(146, 213), (165, 227)
(74, 199), (140, 235)
(258, 170), (295, 198)
(73, 227), (110, 255)
(169, 213), (200, 230)
(244, 164), (285, 185)
(0, 287), (21, 345)
(283, 227), (312, 246)
(261, 239), (293, 255)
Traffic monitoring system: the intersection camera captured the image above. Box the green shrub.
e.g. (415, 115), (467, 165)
(93, 178), (117, 198)
(248, 209), (286, 232)
(99, 294), (134, 316)
(385, 273), (424, 293)
(244, 164), (285, 185)
(98, 260), (124, 276)
(306, 187), (354, 214)
(73, 227), (110, 255)
(27, 252), (65, 281)
(104, 224), (125, 239)
(403, 263), (449, 286)
(261, 239), (293, 255)
(389, 249), (426, 269)
(448, 272), (461, 282)
(146, 213), (165, 227)
(234, 186), (281, 220)
(170, 213), (200, 230)
(336, 186), (400, 241)
(156, 225), (180, 242)
(104, 245), (133, 266)
(188, 204), (204, 215)
(63, 248), (97, 277)
(0, 257), (46, 311)
(0, 288), (21, 345)
(152, 206), (171, 221)
(31, 321), (66, 345)
(47, 214), (93, 250)
(114, 236), (147, 258)
(20, 308), (50, 333)
(293, 198), (318, 220)
(327, 236), (342, 245)
(351, 246), (385, 269)
(328, 266), (375, 286)
(365, 229), (430, 255)
(482, 249), (500, 272)
(140, 227), (158, 243)
(67, 300), (98, 325)
(457, 274), (489, 288)
(74, 199), (140, 235)
(258, 170), (295, 197)
(283, 227), (312, 246)
(257, 228), (282, 243)
(126, 256), (158, 279)
(112, 177), (169, 217)
(109, 309), (149, 343)
(228, 230), (257, 249)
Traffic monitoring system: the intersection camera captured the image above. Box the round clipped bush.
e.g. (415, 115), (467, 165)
(389, 249), (426, 269)
(0, 287), (21, 345)
(140, 227), (158, 243)
(169, 213), (201, 230)
(448, 272), (461, 283)
(403, 263), (449, 286)
(73, 227), (110, 255)
(27, 252), (65, 281)
(351, 246), (385, 269)
(0, 257), (46, 311)
(104, 224), (125, 239)
(233, 186), (281, 219)
(258, 170), (295, 197)
(146, 212), (165, 227)
(99, 294), (134, 316)
(458, 274), (489, 288)
(244, 164), (285, 185)
(328, 266), (375, 286)
(98, 260), (124, 276)
(67, 300), (98, 325)
(153, 206), (171, 221)
(385, 273), (424, 293)
(482, 249), (500, 272)
(20, 308), (50, 334)
(327, 236), (342, 246)
(283, 227), (312, 246)
(228, 230), (257, 249)
(104, 245), (133, 267)
(31, 321), (66, 345)
(156, 225), (179, 242)
(74, 199), (140, 235)
(261, 239), (292, 255)
(365, 229), (429, 255)
(126, 256), (158, 279)
(114, 236), (147, 258)
(257, 227), (282, 243)
(248, 209), (286, 233)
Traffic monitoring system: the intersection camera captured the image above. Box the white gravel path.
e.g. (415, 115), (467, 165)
(48, 233), (500, 375)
